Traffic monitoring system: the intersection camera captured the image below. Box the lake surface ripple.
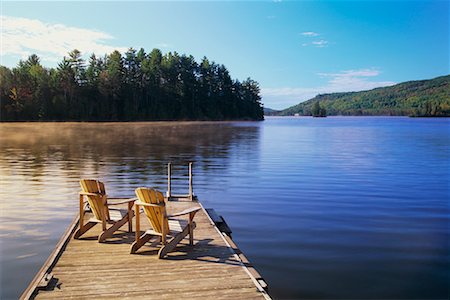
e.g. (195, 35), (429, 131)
(0, 117), (448, 299)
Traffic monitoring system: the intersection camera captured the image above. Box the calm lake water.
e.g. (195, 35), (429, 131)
(0, 117), (448, 299)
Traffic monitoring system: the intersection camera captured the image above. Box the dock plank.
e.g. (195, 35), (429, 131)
(27, 199), (269, 299)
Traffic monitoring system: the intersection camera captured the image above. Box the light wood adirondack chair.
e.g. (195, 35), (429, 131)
(74, 179), (136, 242)
(130, 187), (201, 258)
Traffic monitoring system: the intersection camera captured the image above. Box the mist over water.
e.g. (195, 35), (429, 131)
(1, 117), (448, 299)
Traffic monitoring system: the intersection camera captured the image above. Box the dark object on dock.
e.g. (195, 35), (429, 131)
(205, 208), (268, 291)
(205, 208), (233, 237)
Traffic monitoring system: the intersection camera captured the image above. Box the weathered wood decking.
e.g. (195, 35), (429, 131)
(22, 198), (270, 299)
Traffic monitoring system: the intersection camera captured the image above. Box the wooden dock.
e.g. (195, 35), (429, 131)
(21, 197), (270, 299)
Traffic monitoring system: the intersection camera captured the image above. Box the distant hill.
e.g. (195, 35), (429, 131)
(278, 75), (450, 117)
(263, 107), (280, 116)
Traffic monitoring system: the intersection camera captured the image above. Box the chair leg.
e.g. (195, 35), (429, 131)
(128, 203), (134, 233)
(188, 212), (196, 245)
(158, 224), (191, 259)
(98, 216), (129, 243)
(188, 221), (196, 246)
(130, 233), (152, 254)
(74, 222), (96, 239)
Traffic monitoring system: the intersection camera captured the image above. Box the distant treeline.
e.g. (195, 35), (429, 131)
(0, 48), (264, 121)
(279, 75), (450, 117)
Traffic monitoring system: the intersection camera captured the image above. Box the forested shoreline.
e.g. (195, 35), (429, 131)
(0, 48), (264, 121)
(276, 75), (450, 117)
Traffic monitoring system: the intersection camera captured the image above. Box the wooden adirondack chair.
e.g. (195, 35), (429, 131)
(130, 187), (201, 258)
(74, 179), (136, 242)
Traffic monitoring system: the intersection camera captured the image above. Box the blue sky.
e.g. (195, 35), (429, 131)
(1, 1), (448, 109)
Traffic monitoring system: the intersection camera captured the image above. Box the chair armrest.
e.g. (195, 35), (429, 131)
(79, 191), (99, 196)
(108, 198), (137, 205)
(168, 207), (201, 218)
(134, 201), (165, 208)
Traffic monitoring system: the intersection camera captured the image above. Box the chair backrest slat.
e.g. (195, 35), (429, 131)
(135, 187), (168, 233)
(80, 179), (107, 221)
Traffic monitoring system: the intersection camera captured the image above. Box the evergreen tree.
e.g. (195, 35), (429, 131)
(0, 49), (264, 121)
(312, 101), (321, 117)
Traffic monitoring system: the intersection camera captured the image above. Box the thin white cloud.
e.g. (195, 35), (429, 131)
(262, 87), (322, 109)
(318, 69), (395, 90)
(1, 15), (127, 63)
(319, 69), (381, 78)
(261, 68), (396, 109)
(302, 39), (329, 48)
(311, 40), (328, 48)
(300, 32), (329, 48)
(301, 31), (319, 37)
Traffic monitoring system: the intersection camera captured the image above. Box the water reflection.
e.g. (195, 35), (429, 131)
(0, 121), (261, 299)
(1, 118), (448, 300)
